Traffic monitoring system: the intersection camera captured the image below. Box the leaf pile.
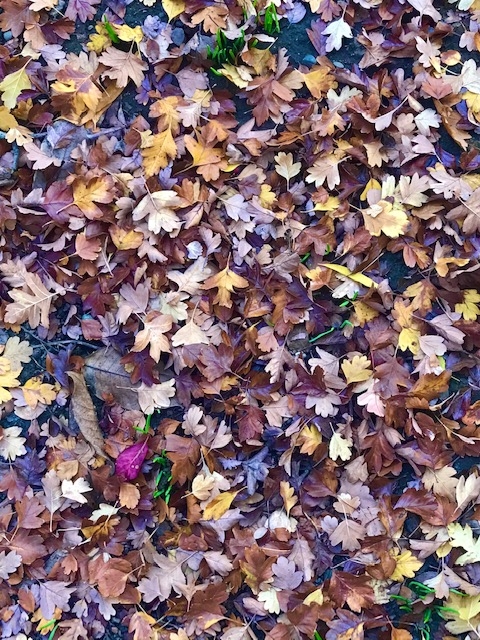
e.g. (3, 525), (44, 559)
(1, 0), (480, 638)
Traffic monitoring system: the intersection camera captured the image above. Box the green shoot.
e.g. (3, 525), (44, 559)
(263, 3), (280, 35)
(102, 15), (120, 44)
(152, 450), (173, 503)
(207, 29), (246, 68)
(133, 412), (152, 435)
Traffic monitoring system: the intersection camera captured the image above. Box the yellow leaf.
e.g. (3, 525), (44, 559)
(303, 66), (337, 99)
(0, 67), (32, 110)
(184, 135), (227, 181)
(321, 263), (377, 289)
(391, 629), (413, 640)
(141, 129), (177, 178)
(360, 178), (381, 201)
(465, 91), (480, 114)
(398, 327), (421, 354)
(162, 0), (185, 21)
(202, 266), (249, 308)
(72, 176), (114, 219)
(87, 24), (110, 53)
(149, 96), (182, 134)
(363, 200), (409, 238)
(389, 549), (423, 581)
(0, 106), (18, 131)
(352, 301), (379, 326)
(280, 481), (298, 516)
(341, 355), (372, 384)
(203, 489), (240, 520)
(22, 377), (57, 408)
(109, 226), (144, 250)
(303, 588), (324, 606)
(455, 289), (480, 321)
(297, 424), (322, 455)
(446, 592), (480, 622)
(313, 196), (340, 211)
(0, 357), (21, 403)
(218, 64), (253, 88)
(116, 25), (143, 43)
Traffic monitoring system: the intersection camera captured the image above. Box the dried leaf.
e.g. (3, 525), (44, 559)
(67, 372), (105, 457)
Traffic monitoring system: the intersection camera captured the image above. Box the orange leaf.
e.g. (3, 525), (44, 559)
(202, 267), (249, 308)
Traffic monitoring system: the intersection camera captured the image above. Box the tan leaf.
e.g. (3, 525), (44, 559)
(119, 483), (141, 509)
(280, 481), (298, 516)
(67, 372), (105, 457)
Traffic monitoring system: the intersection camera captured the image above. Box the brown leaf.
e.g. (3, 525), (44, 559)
(67, 371), (105, 457)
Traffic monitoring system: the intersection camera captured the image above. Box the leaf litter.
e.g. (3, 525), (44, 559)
(1, 0), (480, 639)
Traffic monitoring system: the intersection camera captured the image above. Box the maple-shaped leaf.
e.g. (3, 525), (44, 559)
(328, 571), (375, 612)
(99, 47), (147, 87)
(274, 152), (301, 187)
(132, 312), (172, 362)
(64, 0), (100, 21)
(88, 555), (131, 597)
(341, 355), (372, 384)
(389, 549), (423, 581)
(61, 478), (92, 504)
(272, 556), (303, 590)
(15, 495), (45, 529)
(327, 516), (365, 551)
(141, 129), (177, 177)
(168, 257), (212, 294)
(165, 434), (200, 485)
(3, 529), (46, 564)
(132, 190), (183, 235)
(138, 552), (186, 602)
(239, 545), (275, 595)
(184, 135), (228, 182)
(71, 175), (114, 219)
(202, 266), (249, 308)
(0, 67), (31, 109)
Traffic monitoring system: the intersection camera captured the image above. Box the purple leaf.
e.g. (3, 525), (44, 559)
(115, 440), (149, 481)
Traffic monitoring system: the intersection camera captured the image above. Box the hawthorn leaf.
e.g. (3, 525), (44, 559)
(0, 426), (26, 461)
(99, 47), (148, 87)
(137, 379), (176, 414)
(39, 581), (75, 620)
(0, 68), (32, 110)
(0, 551), (22, 580)
(132, 191), (183, 235)
(322, 18), (353, 52)
(61, 478), (92, 504)
(389, 550), (423, 581)
(202, 267), (249, 308)
(138, 553), (186, 602)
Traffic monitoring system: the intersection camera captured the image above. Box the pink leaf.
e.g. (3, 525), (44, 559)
(115, 440), (149, 481)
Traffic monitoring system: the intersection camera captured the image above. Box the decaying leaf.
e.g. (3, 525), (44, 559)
(67, 372), (105, 457)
